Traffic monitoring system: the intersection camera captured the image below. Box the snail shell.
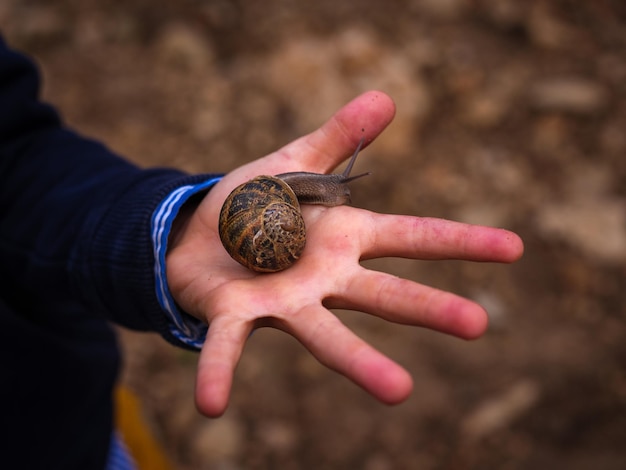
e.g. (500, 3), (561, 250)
(219, 175), (306, 273)
(219, 138), (368, 273)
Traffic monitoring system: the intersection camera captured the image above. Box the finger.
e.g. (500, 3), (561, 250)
(284, 304), (413, 404)
(330, 268), (489, 339)
(356, 211), (524, 263)
(282, 90), (396, 173)
(195, 315), (252, 417)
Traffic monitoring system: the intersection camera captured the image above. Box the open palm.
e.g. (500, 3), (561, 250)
(165, 91), (524, 417)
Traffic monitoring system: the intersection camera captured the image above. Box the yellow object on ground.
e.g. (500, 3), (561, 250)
(114, 386), (173, 470)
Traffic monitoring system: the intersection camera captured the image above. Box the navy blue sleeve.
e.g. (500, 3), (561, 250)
(0, 36), (218, 347)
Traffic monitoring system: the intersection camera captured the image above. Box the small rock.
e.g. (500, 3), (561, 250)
(461, 380), (541, 441)
(191, 415), (244, 462)
(155, 23), (214, 71)
(529, 77), (608, 115)
(536, 198), (626, 264)
(485, 0), (527, 31)
(256, 420), (299, 453)
(10, 5), (68, 48)
(527, 2), (576, 49)
(462, 92), (507, 127)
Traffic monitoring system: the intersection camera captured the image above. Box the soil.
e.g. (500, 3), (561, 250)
(3, 1), (626, 469)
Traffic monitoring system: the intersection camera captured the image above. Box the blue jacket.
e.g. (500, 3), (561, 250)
(0, 37), (218, 468)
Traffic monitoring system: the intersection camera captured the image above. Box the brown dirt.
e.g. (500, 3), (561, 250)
(3, 1), (625, 469)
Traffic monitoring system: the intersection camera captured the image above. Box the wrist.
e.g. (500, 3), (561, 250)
(151, 176), (222, 348)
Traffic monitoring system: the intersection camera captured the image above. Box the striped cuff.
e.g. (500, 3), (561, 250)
(106, 431), (136, 470)
(151, 177), (222, 349)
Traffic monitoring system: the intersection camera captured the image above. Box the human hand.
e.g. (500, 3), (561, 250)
(166, 91), (524, 417)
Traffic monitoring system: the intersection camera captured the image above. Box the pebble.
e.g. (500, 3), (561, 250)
(536, 198), (626, 264)
(461, 380), (541, 441)
(529, 77), (608, 115)
(5, 4), (67, 47)
(256, 420), (299, 453)
(155, 23), (215, 71)
(527, 2), (577, 49)
(190, 415), (245, 463)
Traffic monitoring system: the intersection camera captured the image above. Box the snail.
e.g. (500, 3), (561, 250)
(219, 138), (369, 273)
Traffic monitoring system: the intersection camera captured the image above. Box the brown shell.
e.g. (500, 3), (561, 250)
(218, 176), (306, 272)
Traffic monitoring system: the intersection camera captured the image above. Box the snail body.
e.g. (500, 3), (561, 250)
(219, 138), (368, 273)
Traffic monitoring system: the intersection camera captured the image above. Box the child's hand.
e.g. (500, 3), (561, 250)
(166, 91), (524, 417)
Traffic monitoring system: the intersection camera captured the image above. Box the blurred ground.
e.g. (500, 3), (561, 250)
(2, 1), (626, 469)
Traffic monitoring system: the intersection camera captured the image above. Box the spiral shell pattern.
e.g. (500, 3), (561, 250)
(219, 176), (306, 272)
